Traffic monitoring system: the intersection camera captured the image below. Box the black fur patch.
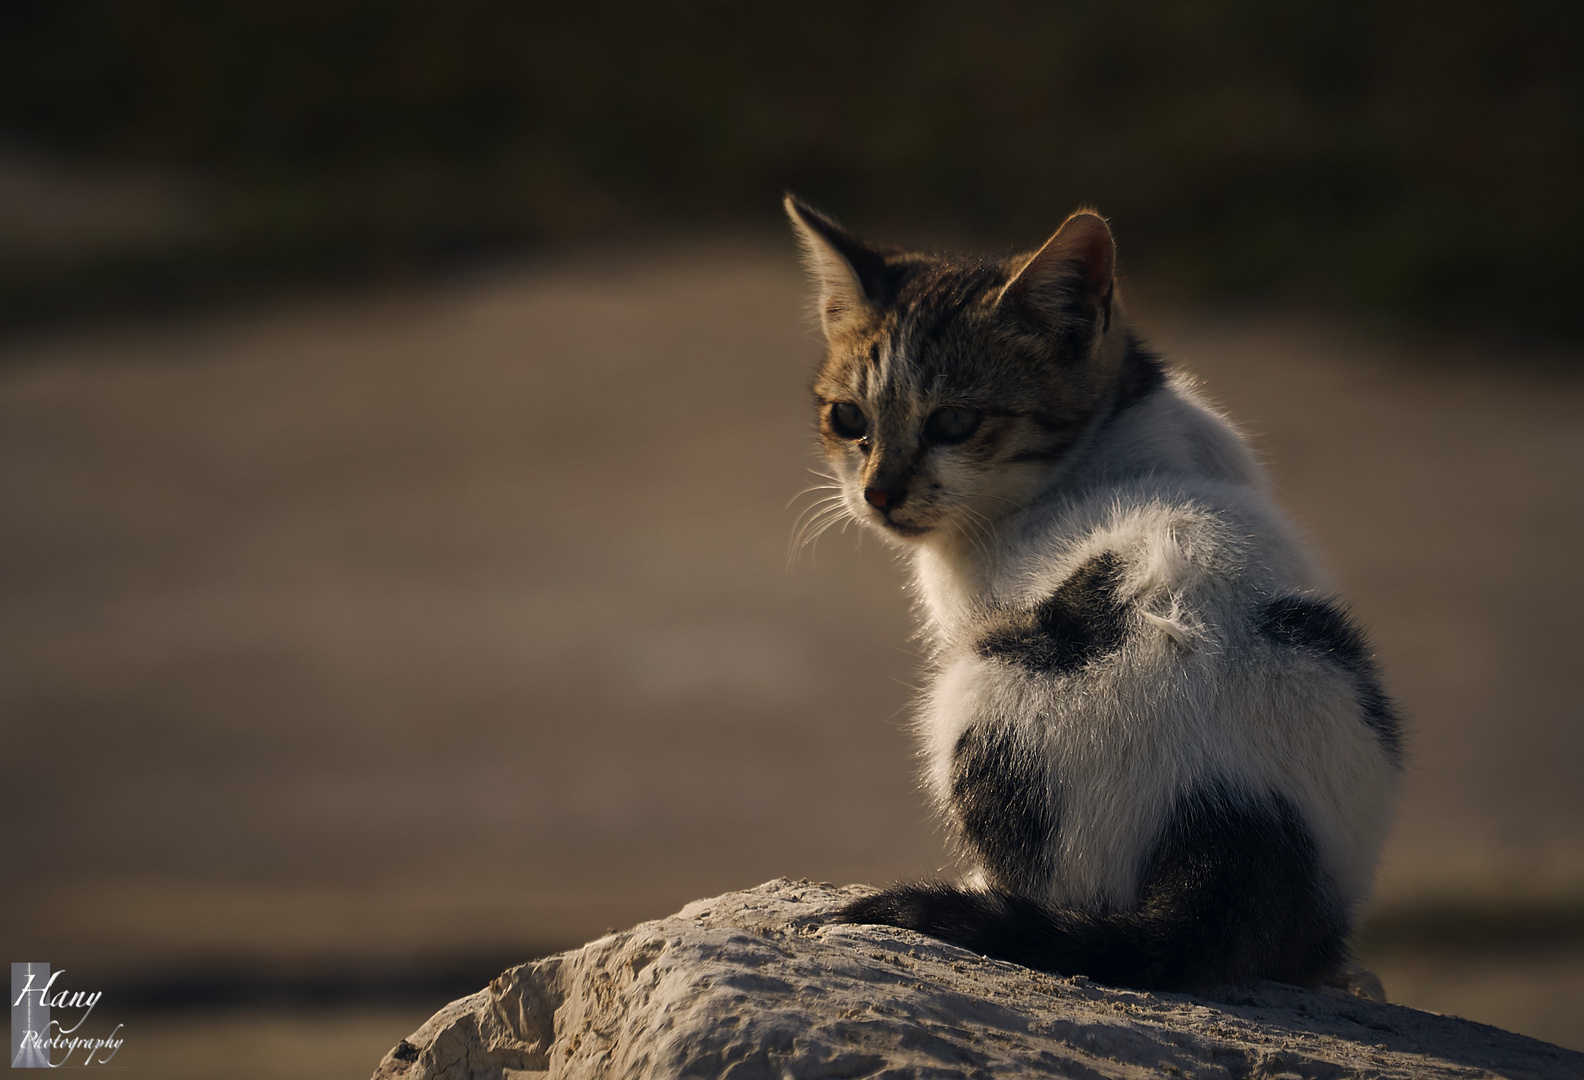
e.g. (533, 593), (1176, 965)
(976, 552), (1129, 674)
(1113, 334), (1166, 412)
(838, 784), (1348, 992)
(1258, 597), (1403, 764)
(1123, 784), (1349, 988)
(951, 724), (1057, 893)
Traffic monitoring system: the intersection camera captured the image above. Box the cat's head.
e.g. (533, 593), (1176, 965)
(786, 195), (1137, 548)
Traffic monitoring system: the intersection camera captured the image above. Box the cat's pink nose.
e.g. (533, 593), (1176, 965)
(865, 486), (904, 510)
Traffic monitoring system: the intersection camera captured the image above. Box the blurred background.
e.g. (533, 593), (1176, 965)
(1, 1), (1581, 1074)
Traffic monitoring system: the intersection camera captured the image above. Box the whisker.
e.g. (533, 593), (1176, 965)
(785, 482), (843, 510)
(787, 501), (854, 569)
(794, 506), (852, 569)
(788, 489), (846, 522)
(973, 492), (1030, 512)
(798, 503), (848, 543)
(788, 493), (846, 529)
(789, 504), (847, 556)
(955, 503), (999, 564)
(953, 511), (989, 563)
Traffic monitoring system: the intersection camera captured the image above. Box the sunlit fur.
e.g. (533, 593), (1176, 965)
(806, 263), (1128, 555)
(786, 195), (1401, 991)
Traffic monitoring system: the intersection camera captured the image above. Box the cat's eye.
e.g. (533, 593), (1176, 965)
(830, 402), (868, 439)
(925, 407), (982, 443)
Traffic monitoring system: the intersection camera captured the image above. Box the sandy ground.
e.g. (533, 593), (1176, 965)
(2, 243), (1582, 1066)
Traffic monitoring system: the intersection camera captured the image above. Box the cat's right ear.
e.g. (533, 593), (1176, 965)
(784, 194), (888, 338)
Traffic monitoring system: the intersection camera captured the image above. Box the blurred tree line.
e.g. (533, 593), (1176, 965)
(2, 0), (1581, 335)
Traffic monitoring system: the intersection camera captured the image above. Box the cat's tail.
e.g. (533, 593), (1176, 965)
(837, 882), (1344, 992)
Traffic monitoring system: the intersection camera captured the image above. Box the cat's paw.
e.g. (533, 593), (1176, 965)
(1322, 961), (1388, 1002)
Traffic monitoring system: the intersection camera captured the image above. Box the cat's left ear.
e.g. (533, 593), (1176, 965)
(998, 210), (1116, 337)
(784, 194), (890, 338)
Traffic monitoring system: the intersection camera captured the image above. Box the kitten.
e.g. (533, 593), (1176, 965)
(785, 195), (1401, 992)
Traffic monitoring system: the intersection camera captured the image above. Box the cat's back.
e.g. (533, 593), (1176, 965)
(979, 371), (1324, 628)
(920, 374), (1400, 910)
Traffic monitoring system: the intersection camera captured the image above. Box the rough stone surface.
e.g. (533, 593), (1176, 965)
(371, 879), (1584, 1079)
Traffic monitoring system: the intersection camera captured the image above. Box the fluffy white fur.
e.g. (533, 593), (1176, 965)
(786, 197), (1400, 969)
(861, 371), (1396, 920)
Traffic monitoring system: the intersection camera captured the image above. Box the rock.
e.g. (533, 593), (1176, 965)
(371, 879), (1584, 1080)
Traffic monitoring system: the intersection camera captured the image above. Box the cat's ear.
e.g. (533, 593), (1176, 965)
(784, 194), (889, 337)
(998, 210), (1116, 337)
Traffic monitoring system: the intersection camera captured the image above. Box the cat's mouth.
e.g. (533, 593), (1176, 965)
(879, 518), (931, 537)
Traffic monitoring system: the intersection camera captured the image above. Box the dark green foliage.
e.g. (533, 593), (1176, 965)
(2, 0), (1581, 333)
